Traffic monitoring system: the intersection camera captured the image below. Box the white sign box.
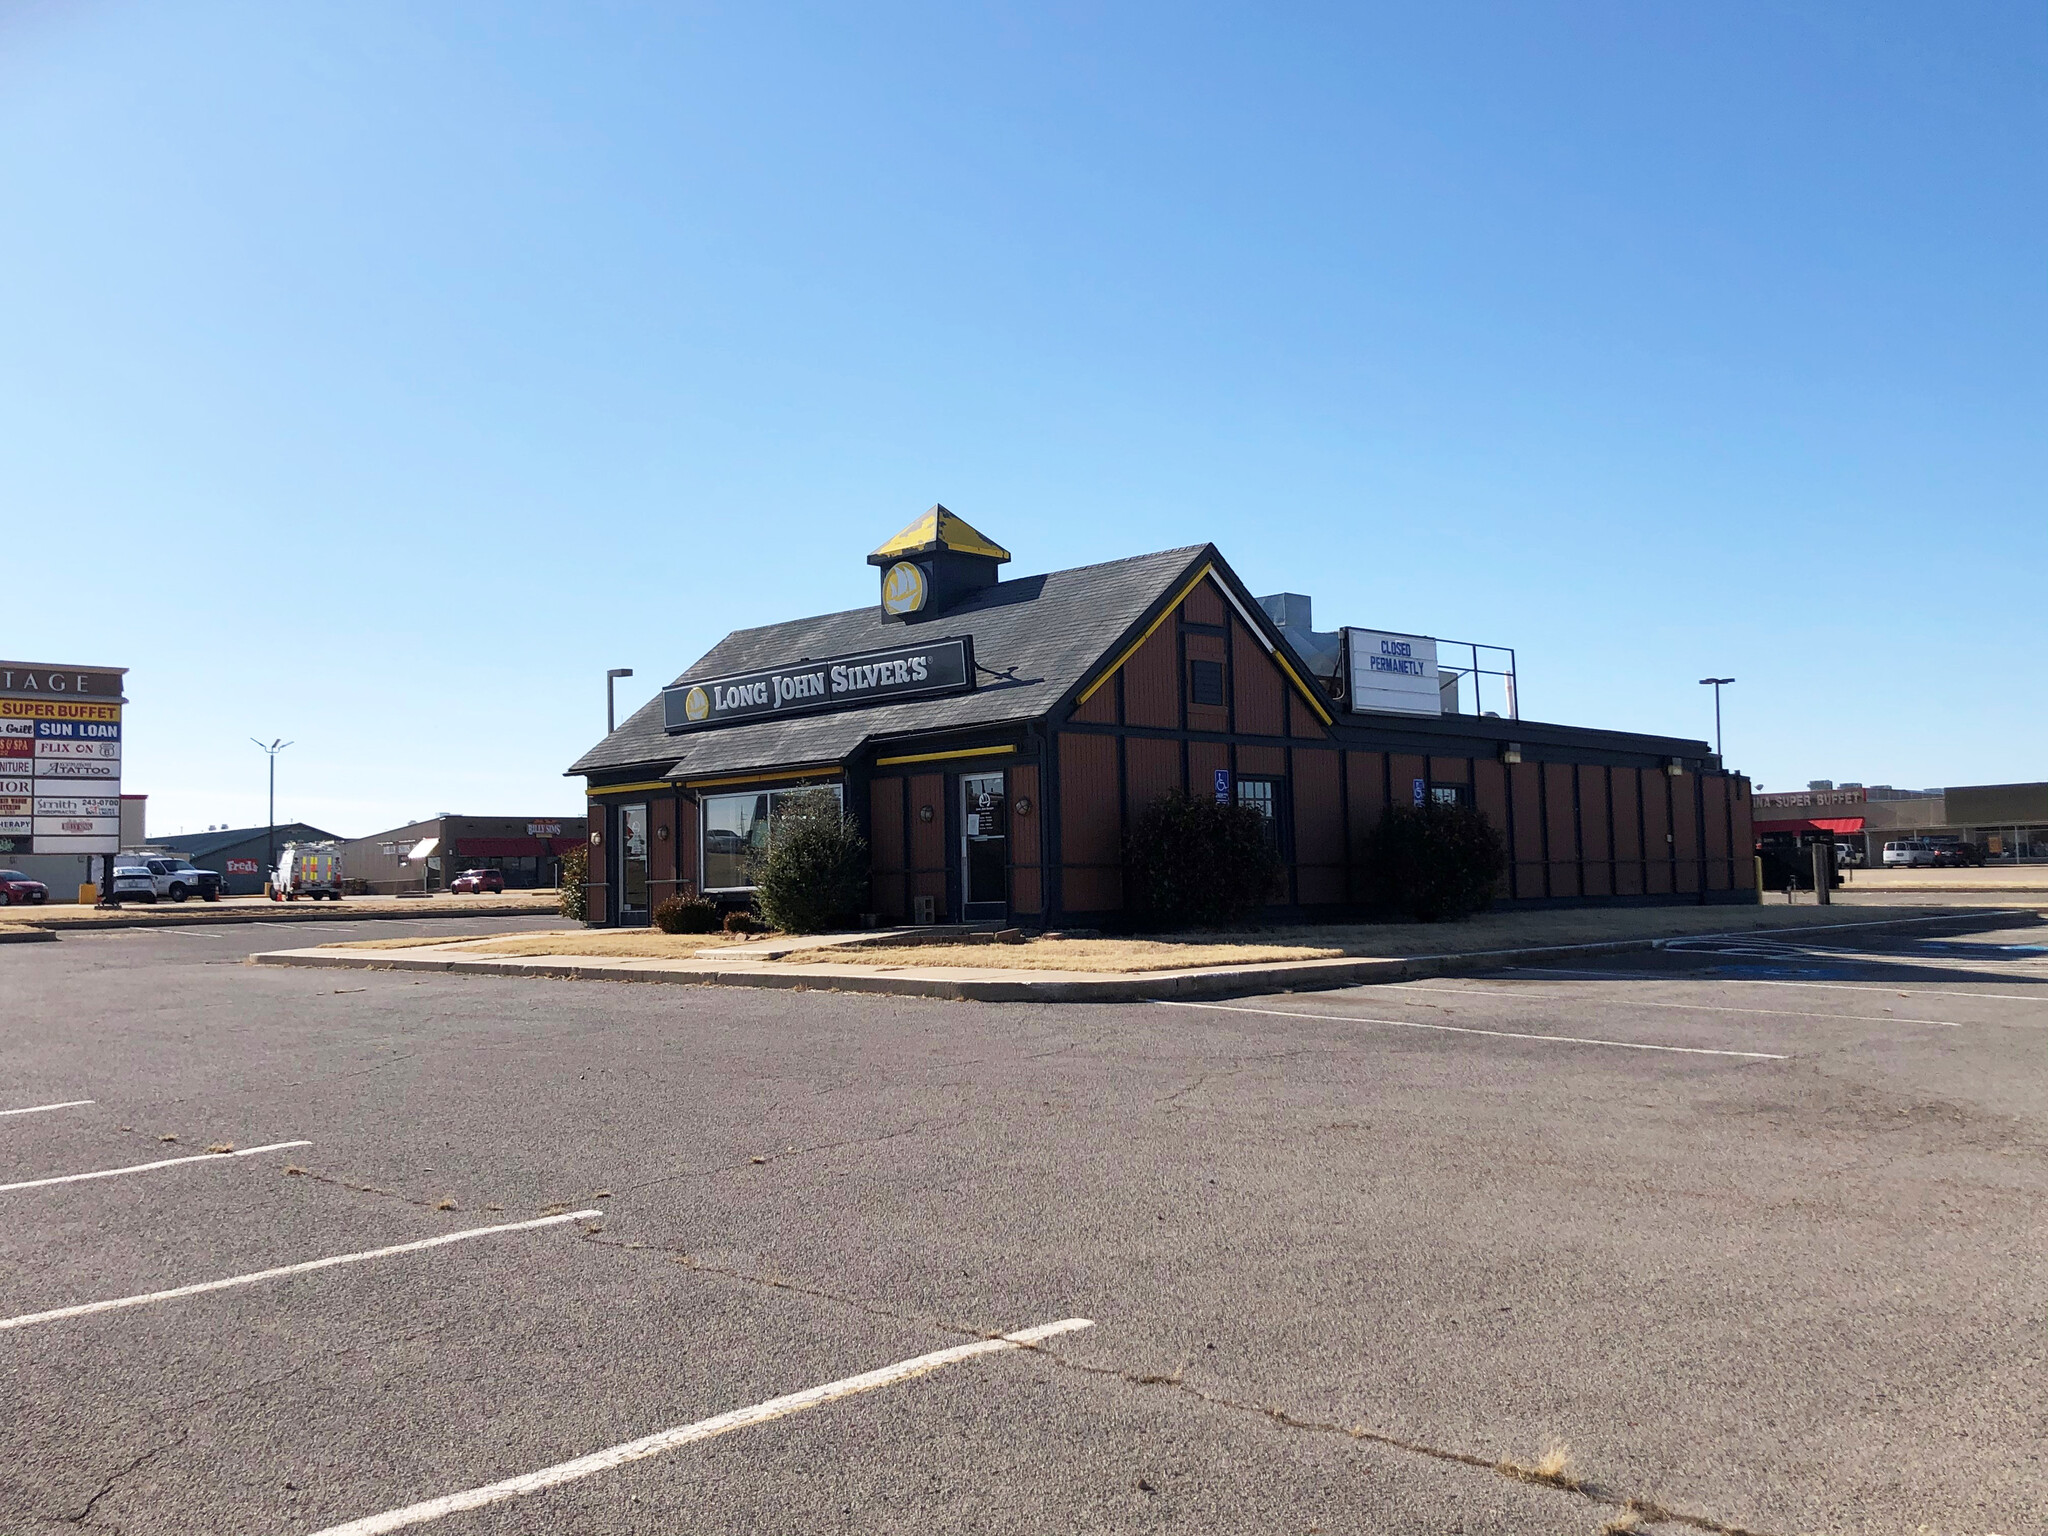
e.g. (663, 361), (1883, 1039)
(35, 814), (120, 838)
(34, 759), (120, 781)
(35, 739), (120, 761)
(35, 833), (120, 853)
(1346, 628), (1441, 717)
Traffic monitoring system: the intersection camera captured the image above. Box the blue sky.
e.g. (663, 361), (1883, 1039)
(4, 2), (2041, 837)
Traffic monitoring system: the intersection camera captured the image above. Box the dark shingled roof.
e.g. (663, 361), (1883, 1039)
(570, 545), (1209, 780)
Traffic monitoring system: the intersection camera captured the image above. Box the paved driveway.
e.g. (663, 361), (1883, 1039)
(3, 912), (2043, 1534)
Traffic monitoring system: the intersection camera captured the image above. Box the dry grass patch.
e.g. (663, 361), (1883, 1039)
(781, 937), (1341, 972)
(318, 932), (508, 951)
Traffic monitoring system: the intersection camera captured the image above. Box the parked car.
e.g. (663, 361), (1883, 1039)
(1834, 842), (1865, 869)
(109, 862), (161, 902)
(1882, 839), (1940, 868)
(1929, 840), (1985, 868)
(450, 868), (505, 894)
(0, 869), (49, 905)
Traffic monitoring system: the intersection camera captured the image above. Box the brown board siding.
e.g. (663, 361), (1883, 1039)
(1611, 769), (1644, 895)
(1730, 779), (1755, 890)
(1292, 749), (1343, 904)
(1124, 735), (1182, 814)
(908, 772), (947, 911)
(1058, 732), (1122, 912)
(1009, 761), (1043, 914)
(1122, 623), (1181, 730)
(1703, 776), (1732, 890)
(1508, 762), (1545, 898)
(1231, 619), (1286, 736)
(1184, 630), (1228, 736)
(1674, 774), (1702, 893)
(869, 778), (907, 919)
(1546, 764), (1581, 899)
(1580, 767), (1613, 897)
(1183, 576), (1227, 626)
(1642, 770), (1673, 894)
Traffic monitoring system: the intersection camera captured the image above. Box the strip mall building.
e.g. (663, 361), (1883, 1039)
(571, 509), (1755, 927)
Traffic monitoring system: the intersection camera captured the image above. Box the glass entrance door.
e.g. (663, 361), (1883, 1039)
(617, 803), (650, 924)
(960, 772), (1008, 921)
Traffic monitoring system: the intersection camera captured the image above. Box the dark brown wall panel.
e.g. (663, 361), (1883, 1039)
(1293, 749), (1343, 903)
(1009, 758), (1044, 914)
(1187, 741), (1229, 811)
(1731, 779), (1756, 891)
(1122, 622), (1181, 729)
(649, 795), (677, 894)
(1642, 772), (1673, 893)
(1580, 769), (1612, 896)
(1610, 770), (1642, 895)
(1546, 765), (1581, 899)
(1059, 733), (1122, 913)
(908, 772), (947, 909)
(1183, 576), (1226, 626)
(1509, 762), (1545, 897)
(1426, 755), (1471, 785)
(1674, 776), (1701, 892)
(1470, 759), (1508, 897)
(1703, 777), (1731, 890)
(1231, 621), (1285, 736)
(1237, 743), (1285, 776)
(1286, 688), (1331, 740)
(1125, 736), (1181, 811)
(1071, 686), (1116, 725)
(587, 807), (608, 924)
(869, 778), (906, 919)
(1390, 753), (1427, 815)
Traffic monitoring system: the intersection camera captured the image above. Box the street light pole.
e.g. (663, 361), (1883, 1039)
(250, 737), (293, 889)
(606, 668), (634, 733)
(1698, 679), (1734, 760)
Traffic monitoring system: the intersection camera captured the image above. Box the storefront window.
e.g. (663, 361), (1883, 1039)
(701, 784), (843, 891)
(1236, 778), (1282, 853)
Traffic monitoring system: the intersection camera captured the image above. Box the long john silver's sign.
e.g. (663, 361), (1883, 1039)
(663, 636), (975, 734)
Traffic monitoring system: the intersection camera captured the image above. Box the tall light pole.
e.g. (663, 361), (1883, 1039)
(606, 668), (634, 733)
(1698, 678), (1734, 760)
(250, 737), (293, 887)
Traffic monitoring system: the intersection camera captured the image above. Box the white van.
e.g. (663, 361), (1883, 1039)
(1882, 839), (1939, 868)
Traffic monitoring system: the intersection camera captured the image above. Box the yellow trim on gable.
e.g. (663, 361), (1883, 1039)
(683, 765), (843, 790)
(585, 779), (673, 797)
(1271, 650), (1335, 725)
(874, 744), (1018, 767)
(1075, 563), (1216, 706)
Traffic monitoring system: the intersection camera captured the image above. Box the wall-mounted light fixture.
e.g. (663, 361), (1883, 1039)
(1665, 758), (1686, 777)
(1014, 797), (1033, 817)
(1499, 742), (1523, 764)
(918, 805), (935, 823)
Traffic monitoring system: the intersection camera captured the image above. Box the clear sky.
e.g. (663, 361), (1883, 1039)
(4, 2), (2041, 837)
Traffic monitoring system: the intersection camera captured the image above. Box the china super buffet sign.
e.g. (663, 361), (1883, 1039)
(0, 663), (127, 856)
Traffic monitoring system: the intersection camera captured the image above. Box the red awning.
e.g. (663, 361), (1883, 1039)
(1754, 816), (1865, 835)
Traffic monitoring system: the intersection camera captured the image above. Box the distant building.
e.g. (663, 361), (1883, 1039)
(1753, 781), (2048, 863)
(340, 814), (587, 894)
(0, 794), (148, 900)
(154, 822), (346, 896)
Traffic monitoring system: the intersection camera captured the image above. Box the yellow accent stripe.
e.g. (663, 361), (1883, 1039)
(1076, 564), (1216, 706)
(585, 779), (673, 797)
(683, 765), (843, 790)
(1270, 650), (1335, 724)
(874, 744), (1017, 767)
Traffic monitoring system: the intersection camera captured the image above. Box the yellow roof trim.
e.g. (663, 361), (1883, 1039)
(874, 744), (1017, 767)
(585, 779), (673, 797)
(683, 766), (843, 790)
(869, 504), (1012, 563)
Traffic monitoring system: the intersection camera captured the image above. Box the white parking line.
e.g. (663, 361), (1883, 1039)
(1505, 967), (2048, 1005)
(1157, 1000), (1788, 1059)
(305, 1318), (1096, 1536)
(0, 1139), (312, 1193)
(1, 1099), (94, 1118)
(0, 1209), (601, 1333)
(1395, 984), (1961, 1027)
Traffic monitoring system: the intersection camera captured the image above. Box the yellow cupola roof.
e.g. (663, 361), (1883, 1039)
(868, 504), (1012, 566)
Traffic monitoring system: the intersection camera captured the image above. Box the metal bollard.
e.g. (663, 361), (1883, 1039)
(1811, 842), (1832, 905)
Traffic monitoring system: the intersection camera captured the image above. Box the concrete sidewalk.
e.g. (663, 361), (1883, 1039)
(0, 892), (563, 932)
(252, 906), (2040, 1003)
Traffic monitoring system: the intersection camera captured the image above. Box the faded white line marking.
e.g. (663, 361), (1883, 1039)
(0, 1209), (600, 1333)
(304, 1318), (1096, 1536)
(0, 1139), (313, 1193)
(0, 1099), (94, 1118)
(1158, 1000), (1788, 1059)
(1503, 967), (2048, 1005)
(1395, 984), (1960, 1028)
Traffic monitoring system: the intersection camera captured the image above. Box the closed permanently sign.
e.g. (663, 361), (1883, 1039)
(1347, 628), (1441, 717)
(664, 636), (975, 733)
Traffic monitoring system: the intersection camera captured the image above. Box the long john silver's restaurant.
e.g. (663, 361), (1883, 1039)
(571, 507), (1756, 928)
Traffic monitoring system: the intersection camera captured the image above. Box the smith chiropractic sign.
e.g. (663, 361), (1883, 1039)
(664, 637), (974, 734)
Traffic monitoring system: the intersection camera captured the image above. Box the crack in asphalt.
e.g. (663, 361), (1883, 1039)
(615, 1116), (970, 1194)
(576, 1233), (1785, 1536)
(57, 1431), (188, 1530)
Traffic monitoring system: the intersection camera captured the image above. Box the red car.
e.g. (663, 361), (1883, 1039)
(0, 869), (50, 905)
(450, 868), (505, 894)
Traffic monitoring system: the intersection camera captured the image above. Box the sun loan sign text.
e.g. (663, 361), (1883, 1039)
(665, 637), (974, 733)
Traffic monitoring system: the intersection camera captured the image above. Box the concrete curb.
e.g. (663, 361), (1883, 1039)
(0, 927), (57, 944)
(251, 906), (2044, 1003)
(2, 900), (564, 935)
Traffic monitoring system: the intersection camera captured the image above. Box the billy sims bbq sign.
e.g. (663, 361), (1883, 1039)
(664, 637), (973, 733)
(0, 661), (128, 856)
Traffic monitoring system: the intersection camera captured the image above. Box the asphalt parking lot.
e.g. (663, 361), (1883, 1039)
(4, 911), (2044, 1535)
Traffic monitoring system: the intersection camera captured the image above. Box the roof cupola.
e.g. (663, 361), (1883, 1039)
(868, 504), (1011, 622)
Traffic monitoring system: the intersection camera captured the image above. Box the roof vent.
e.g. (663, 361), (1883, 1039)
(869, 504), (1011, 622)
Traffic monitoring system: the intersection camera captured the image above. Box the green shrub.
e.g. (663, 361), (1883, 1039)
(751, 788), (868, 934)
(653, 894), (721, 934)
(1362, 801), (1506, 922)
(558, 844), (588, 922)
(1122, 789), (1283, 929)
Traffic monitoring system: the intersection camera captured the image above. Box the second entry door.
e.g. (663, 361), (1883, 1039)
(960, 772), (1008, 922)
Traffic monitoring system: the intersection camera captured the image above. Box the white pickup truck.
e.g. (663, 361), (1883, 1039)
(112, 853), (224, 903)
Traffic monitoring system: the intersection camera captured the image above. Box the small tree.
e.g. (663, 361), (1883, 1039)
(751, 789), (868, 934)
(1123, 790), (1284, 929)
(558, 844), (589, 922)
(1362, 801), (1506, 922)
